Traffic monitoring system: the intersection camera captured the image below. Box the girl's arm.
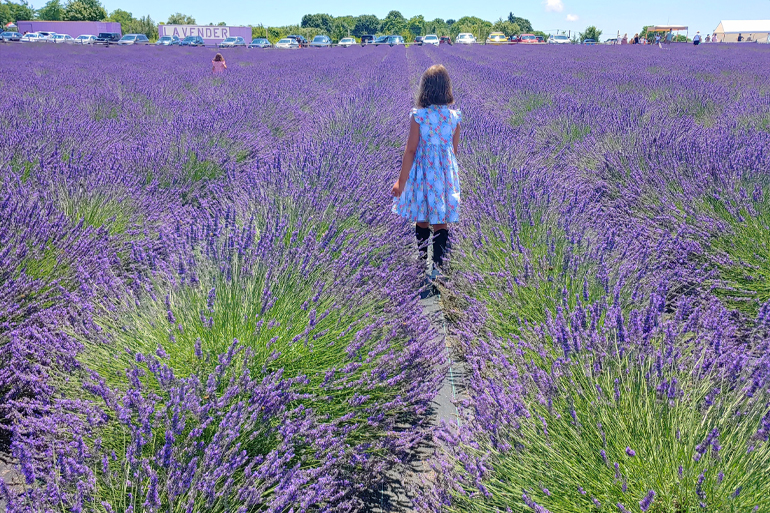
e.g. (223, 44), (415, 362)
(223, 63), (227, 68)
(453, 123), (461, 156)
(391, 117), (420, 197)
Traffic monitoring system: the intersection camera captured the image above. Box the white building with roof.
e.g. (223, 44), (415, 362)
(713, 20), (770, 42)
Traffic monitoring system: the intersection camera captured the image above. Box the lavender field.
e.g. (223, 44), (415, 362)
(1, 42), (770, 512)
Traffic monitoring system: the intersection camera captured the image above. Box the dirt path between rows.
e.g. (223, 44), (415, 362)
(369, 292), (466, 513)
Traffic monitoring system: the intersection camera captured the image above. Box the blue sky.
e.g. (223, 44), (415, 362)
(100, 0), (770, 38)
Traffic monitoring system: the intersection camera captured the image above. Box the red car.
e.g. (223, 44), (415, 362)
(508, 35), (522, 43)
(519, 34), (539, 44)
(439, 36), (452, 45)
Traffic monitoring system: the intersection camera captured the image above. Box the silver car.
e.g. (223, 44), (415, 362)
(218, 36), (246, 48)
(275, 38), (299, 49)
(156, 35), (180, 46)
(117, 34), (150, 45)
(74, 34), (97, 44)
(338, 37), (356, 47)
(21, 32), (41, 42)
(51, 34), (75, 44)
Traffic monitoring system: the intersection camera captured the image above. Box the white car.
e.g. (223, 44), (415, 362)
(423, 34), (439, 46)
(339, 37), (356, 47)
(36, 31), (56, 42)
(455, 33), (476, 44)
(74, 35), (96, 44)
(20, 32), (40, 42)
(51, 34), (75, 44)
(548, 34), (571, 44)
(275, 38), (299, 49)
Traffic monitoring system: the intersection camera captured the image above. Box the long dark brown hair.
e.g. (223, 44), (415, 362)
(213, 53), (225, 62)
(416, 64), (454, 108)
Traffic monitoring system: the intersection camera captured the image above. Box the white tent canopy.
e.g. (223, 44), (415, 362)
(713, 20), (770, 42)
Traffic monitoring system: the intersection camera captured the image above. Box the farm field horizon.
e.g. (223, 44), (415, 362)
(1, 43), (770, 512)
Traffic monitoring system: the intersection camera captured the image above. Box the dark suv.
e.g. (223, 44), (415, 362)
(95, 32), (121, 45)
(360, 34), (375, 46)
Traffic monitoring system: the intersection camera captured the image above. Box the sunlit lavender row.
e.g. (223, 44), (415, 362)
(1, 43), (769, 512)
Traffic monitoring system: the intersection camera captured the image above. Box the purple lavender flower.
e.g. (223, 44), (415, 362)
(625, 447), (636, 457)
(639, 490), (655, 511)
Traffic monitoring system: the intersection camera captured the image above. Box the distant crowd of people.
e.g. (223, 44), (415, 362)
(610, 30), (747, 47)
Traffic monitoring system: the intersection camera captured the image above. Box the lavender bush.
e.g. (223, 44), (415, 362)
(1, 42), (770, 511)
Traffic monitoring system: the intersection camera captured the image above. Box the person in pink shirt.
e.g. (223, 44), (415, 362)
(212, 53), (227, 74)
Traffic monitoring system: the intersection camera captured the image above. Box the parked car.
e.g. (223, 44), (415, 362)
(51, 34), (75, 44)
(338, 37), (356, 47)
(439, 36), (452, 45)
(508, 35), (522, 43)
(75, 34), (97, 44)
(218, 36), (246, 48)
(275, 38), (299, 49)
(583, 38), (598, 45)
(385, 35), (404, 46)
(309, 35), (332, 48)
(248, 38), (271, 48)
(604, 38), (617, 45)
(156, 35), (180, 46)
(179, 35), (205, 47)
(36, 31), (56, 42)
(0, 31), (22, 42)
(117, 34), (150, 45)
(519, 34), (539, 44)
(20, 32), (40, 42)
(286, 35), (307, 47)
(95, 32), (121, 45)
(423, 34), (439, 46)
(486, 32), (507, 45)
(548, 34), (571, 44)
(455, 33), (476, 44)
(360, 34), (375, 46)
(372, 35), (389, 45)
(536, 36), (545, 43)
(413, 36), (424, 45)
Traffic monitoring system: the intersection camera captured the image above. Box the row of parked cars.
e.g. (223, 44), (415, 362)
(1, 29), (582, 48)
(0, 31), (151, 45)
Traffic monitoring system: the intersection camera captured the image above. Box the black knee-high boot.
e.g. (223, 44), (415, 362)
(415, 225), (431, 263)
(432, 229), (450, 269)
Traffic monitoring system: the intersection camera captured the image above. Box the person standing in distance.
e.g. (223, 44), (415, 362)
(693, 32), (701, 46)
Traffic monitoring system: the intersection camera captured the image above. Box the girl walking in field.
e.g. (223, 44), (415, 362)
(392, 64), (461, 291)
(212, 53), (227, 74)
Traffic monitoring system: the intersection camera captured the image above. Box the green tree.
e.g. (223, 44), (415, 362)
(508, 12), (533, 33)
(123, 13), (157, 39)
(0, 0), (35, 25)
(406, 14), (424, 36)
(300, 13), (333, 33)
(62, 0), (106, 21)
(578, 25), (602, 42)
(106, 7), (132, 26)
(492, 18), (520, 36)
(37, 0), (63, 20)
(352, 14), (379, 36)
(451, 16), (492, 40)
(381, 10), (405, 34)
(446, 18), (455, 26)
(425, 17), (448, 35)
(166, 12), (195, 25)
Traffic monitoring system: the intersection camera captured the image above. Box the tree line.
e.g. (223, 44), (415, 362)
(2, 1), (611, 44)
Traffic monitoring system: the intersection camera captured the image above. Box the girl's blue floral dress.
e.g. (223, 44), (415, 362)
(393, 104), (462, 224)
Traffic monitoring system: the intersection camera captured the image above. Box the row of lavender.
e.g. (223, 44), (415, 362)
(1, 42), (769, 512)
(419, 45), (770, 510)
(0, 45), (445, 511)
